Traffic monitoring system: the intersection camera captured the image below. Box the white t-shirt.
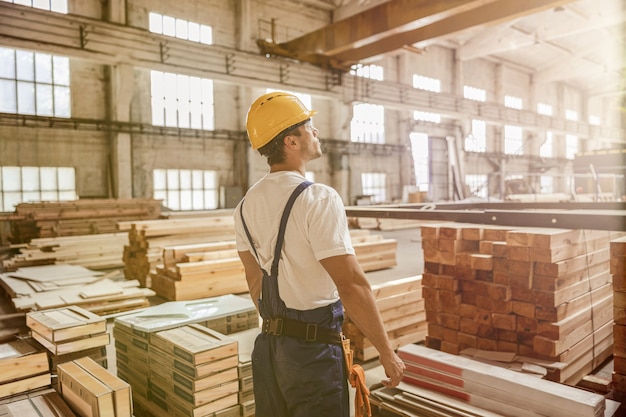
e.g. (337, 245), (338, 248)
(234, 171), (355, 311)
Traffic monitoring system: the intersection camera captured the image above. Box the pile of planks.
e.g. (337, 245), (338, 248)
(342, 275), (426, 361)
(0, 336), (51, 401)
(3, 232), (128, 272)
(228, 328), (257, 417)
(9, 199), (161, 243)
(120, 216), (237, 287)
(348, 217), (423, 231)
(151, 241), (246, 301)
(57, 357), (132, 417)
(611, 236), (626, 399)
(351, 229), (398, 272)
(420, 222), (621, 385)
(26, 306), (110, 372)
(0, 388), (76, 416)
(112, 294), (258, 417)
(0, 265), (154, 315)
(380, 344), (608, 417)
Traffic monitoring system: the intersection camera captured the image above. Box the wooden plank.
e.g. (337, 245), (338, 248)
(73, 357), (133, 417)
(398, 344), (605, 417)
(26, 306), (106, 342)
(57, 361), (115, 417)
(0, 338), (48, 384)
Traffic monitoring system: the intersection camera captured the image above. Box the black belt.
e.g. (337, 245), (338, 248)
(262, 317), (342, 345)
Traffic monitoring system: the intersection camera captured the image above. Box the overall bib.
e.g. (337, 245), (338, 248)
(240, 181), (349, 417)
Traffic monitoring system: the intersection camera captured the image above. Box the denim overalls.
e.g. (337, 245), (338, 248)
(240, 181), (349, 417)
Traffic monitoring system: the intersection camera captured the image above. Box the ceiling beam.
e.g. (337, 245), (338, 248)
(331, 0), (576, 66)
(258, 0), (575, 69)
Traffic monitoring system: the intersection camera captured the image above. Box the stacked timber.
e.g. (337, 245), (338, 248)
(26, 306), (110, 372)
(0, 388), (78, 416)
(112, 294), (257, 417)
(0, 336), (51, 400)
(120, 216), (236, 287)
(0, 265), (153, 315)
(380, 344), (607, 417)
(10, 199), (161, 243)
(611, 236), (626, 400)
(342, 275), (426, 361)
(228, 328), (258, 417)
(57, 357), (132, 417)
(3, 233), (127, 272)
(150, 245), (247, 301)
(348, 217), (422, 231)
(148, 325), (240, 416)
(351, 229), (398, 272)
(420, 222), (621, 385)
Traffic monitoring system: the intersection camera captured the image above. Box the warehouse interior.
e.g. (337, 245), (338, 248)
(0, 0), (625, 416)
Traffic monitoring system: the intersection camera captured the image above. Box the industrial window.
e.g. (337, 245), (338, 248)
(465, 119), (486, 153)
(540, 176), (554, 193)
(409, 132), (429, 192)
(149, 12), (213, 45)
(566, 134), (578, 160)
(537, 103), (553, 116)
(150, 71), (214, 130)
(153, 169), (218, 210)
(540, 131), (554, 158)
(0, 47), (71, 117)
(565, 109), (578, 121)
(504, 95), (523, 110)
(465, 174), (488, 199)
(1, 0), (67, 13)
(361, 173), (386, 203)
(350, 64), (384, 81)
(0, 166), (76, 212)
(351, 103), (385, 144)
(413, 110), (440, 124)
(463, 86), (486, 102)
(413, 75), (441, 93)
(589, 115), (601, 126)
(504, 125), (523, 155)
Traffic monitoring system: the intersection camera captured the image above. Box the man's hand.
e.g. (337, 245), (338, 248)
(379, 351), (406, 387)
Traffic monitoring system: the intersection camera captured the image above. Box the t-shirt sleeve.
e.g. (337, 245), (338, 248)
(306, 187), (355, 260)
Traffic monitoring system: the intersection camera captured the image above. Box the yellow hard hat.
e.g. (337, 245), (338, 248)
(246, 91), (317, 149)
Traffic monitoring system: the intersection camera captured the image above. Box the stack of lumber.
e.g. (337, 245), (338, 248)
(112, 294), (257, 416)
(343, 275), (426, 361)
(611, 236), (626, 400)
(348, 217), (423, 231)
(120, 216), (236, 287)
(351, 229), (398, 272)
(420, 222), (621, 385)
(382, 344), (607, 417)
(26, 306), (110, 373)
(147, 325), (240, 416)
(150, 243), (247, 301)
(57, 357), (132, 417)
(228, 328), (258, 417)
(3, 233), (127, 272)
(0, 265), (154, 315)
(0, 388), (77, 416)
(9, 199), (161, 243)
(0, 336), (51, 400)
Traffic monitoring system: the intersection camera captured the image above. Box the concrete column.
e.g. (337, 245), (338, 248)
(109, 63), (134, 199)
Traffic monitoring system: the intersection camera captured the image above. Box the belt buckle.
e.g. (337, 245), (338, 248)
(268, 318), (283, 336)
(305, 323), (318, 342)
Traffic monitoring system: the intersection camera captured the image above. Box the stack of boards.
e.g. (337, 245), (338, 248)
(26, 306), (109, 372)
(0, 388), (78, 417)
(0, 264), (154, 315)
(57, 357), (132, 417)
(419, 223), (622, 385)
(0, 337), (50, 401)
(611, 236), (626, 399)
(342, 275), (426, 361)
(227, 328), (258, 417)
(369, 344), (608, 417)
(113, 294), (258, 417)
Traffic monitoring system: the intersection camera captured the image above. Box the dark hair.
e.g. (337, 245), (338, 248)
(258, 119), (310, 165)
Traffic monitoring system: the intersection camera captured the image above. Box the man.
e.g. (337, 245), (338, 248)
(234, 91), (405, 417)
